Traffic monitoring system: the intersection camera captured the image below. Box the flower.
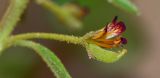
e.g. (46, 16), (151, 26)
(83, 16), (127, 63)
(91, 16), (127, 49)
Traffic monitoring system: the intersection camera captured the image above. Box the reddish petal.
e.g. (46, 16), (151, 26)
(121, 38), (127, 44)
(116, 21), (126, 33)
(104, 16), (118, 32)
(105, 19), (126, 39)
(106, 16), (126, 33)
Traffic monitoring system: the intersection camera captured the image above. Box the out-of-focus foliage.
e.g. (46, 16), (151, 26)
(108, 0), (140, 15)
(55, 0), (140, 15)
(0, 47), (35, 78)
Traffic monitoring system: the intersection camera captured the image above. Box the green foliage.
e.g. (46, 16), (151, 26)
(86, 44), (127, 63)
(36, 0), (83, 29)
(0, 0), (139, 78)
(108, 0), (140, 15)
(14, 40), (71, 78)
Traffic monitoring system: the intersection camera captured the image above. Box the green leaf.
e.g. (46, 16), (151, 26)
(86, 44), (127, 63)
(14, 40), (71, 78)
(108, 0), (140, 15)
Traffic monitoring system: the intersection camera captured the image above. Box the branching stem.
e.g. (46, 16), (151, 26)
(0, 0), (29, 51)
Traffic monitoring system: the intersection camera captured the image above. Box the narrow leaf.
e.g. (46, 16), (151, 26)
(14, 40), (71, 78)
(108, 0), (140, 15)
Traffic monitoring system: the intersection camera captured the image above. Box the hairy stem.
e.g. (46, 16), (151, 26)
(8, 32), (85, 46)
(0, 0), (29, 51)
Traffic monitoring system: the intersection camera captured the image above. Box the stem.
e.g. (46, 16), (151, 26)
(0, 0), (29, 51)
(9, 32), (85, 46)
(14, 40), (72, 78)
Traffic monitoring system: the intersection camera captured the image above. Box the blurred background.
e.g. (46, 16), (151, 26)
(0, 0), (160, 78)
